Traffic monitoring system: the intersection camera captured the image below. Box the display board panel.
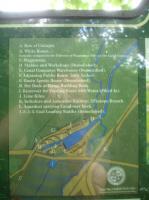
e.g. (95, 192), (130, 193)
(9, 37), (139, 196)
(0, 8), (149, 200)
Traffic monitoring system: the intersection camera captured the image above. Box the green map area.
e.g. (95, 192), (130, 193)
(9, 38), (139, 197)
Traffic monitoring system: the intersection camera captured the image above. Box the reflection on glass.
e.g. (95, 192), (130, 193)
(0, 0), (143, 12)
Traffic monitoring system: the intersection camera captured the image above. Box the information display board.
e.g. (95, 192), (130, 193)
(9, 37), (139, 196)
(0, 7), (149, 200)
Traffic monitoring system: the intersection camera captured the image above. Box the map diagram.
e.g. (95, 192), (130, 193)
(9, 38), (139, 197)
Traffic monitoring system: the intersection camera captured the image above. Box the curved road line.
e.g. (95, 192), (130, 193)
(65, 93), (138, 195)
(10, 150), (138, 168)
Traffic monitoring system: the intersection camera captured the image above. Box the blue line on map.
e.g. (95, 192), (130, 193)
(42, 41), (138, 152)
(35, 167), (49, 194)
(92, 42), (105, 110)
(63, 123), (95, 149)
(90, 41), (105, 85)
(99, 42), (138, 119)
(63, 41), (138, 150)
